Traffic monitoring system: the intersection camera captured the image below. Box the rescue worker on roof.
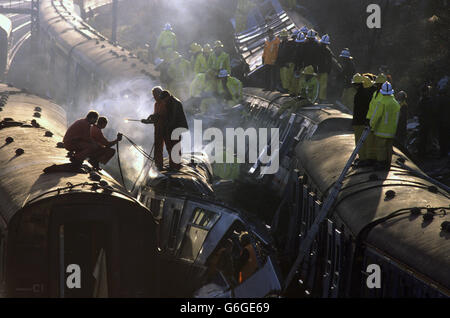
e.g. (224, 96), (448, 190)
(366, 81), (401, 170)
(63, 111), (100, 168)
(167, 51), (191, 101)
(339, 48), (357, 111)
(437, 84), (450, 158)
(276, 29), (292, 93)
(209, 40), (231, 75)
(299, 25), (309, 35)
(155, 23), (177, 60)
(262, 28), (280, 91)
(302, 29), (320, 73)
(189, 42), (208, 77)
(417, 85), (437, 159)
(317, 34), (333, 102)
(351, 74), (376, 167)
(299, 65), (319, 103)
(395, 91), (408, 150)
(217, 69), (243, 108)
(89, 116), (122, 170)
(290, 28), (300, 40)
(237, 232), (258, 284)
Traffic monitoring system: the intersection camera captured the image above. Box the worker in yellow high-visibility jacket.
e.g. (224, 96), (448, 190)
(155, 23), (177, 60)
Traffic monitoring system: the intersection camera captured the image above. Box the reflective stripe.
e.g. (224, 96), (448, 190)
(385, 109), (389, 125)
(374, 131), (395, 138)
(370, 101), (381, 125)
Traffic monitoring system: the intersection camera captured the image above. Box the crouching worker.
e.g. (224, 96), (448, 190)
(63, 111), (99, 167)
(90, 116), (122, 170)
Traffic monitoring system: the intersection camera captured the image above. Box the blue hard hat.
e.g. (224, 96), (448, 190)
(295, 32), (306, 43)
(339, 48), (352, 58)
(380, 81), (394, 95)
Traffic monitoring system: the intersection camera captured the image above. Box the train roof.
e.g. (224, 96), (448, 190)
(0, 84), (145, 225)
(40, 0), (159, 83)
(144, 153), (214, 198)
(296, 133), (450, 292)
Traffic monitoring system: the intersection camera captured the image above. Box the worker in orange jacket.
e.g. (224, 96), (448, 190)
(89, 116), (122, 170)
(262, 28), (280, 91)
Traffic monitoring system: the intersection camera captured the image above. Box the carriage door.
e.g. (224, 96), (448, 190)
(50, 209), (114, 298)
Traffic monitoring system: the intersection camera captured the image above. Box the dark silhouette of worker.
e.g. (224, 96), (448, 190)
(207, 238), (236, 286)
(418, 85), (437, 159)
(89, 116), (122, 170)
(237, 232), (258, 284)
(143, 87), (187, 171)
(63, 111), (99, 167)
(437, 86), (450, 158)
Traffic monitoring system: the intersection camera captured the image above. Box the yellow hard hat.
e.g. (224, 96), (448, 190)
(190, 42), (202, 53)
(279, 29), (289, 38)
(203, 43), (212, 54)
(214, 40), (224, 48)
(375, 73), (388, 84)
(351, 73), (364, 84)
(302, 65), (317, 76)
(362, 76), (374, 88)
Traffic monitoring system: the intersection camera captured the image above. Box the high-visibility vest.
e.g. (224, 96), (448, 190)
(190, 53), (208, 75)
(155, 30), (177, 55)
(209, 52), (231, 74)
(189, 73), (216, 98)
(366, 91), (383, 120)
(262, 37), (281, 65)
(299, 76), (318, 101)
(168, 57), (191, 83)
(217, 76), (243, 107)
(368, 95), (401, 139)
(239, 244), (258, 283)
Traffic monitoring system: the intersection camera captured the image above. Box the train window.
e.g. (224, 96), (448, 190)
(168, 209), (181, 250)
(179, 208), (220, 262)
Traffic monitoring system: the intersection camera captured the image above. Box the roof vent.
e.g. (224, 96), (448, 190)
(45, 131), (53, 137)
(33, 112), (41, 118)
(34, 107), (42, 112)
(31, 119), (40, 127)
(385, 190), (396, 199)
(56, 142), (64, 148)
(5, 136), (13, 143)
(15, 148), (24, 156)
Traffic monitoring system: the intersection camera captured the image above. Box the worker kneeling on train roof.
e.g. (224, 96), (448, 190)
(63, 111), (120, 169)
(89, 116), (122, 170)
(366, 81), (401, 171)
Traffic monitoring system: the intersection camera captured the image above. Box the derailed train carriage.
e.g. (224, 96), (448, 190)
(135, 153), (283, 297)
(233, 87), (450, 297)
(0, 84), (159, 297)
(39, 0), (159, 106)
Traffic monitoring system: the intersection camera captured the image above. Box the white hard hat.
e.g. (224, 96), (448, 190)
(380, 81), (394, 95)
(218, 69), (228, 78)
(295, 32), (306, 43)
(164, 23), (172, 31)
(320, 34), (330, 45)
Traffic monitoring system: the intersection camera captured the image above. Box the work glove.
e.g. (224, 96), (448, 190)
(141, 119), (151, 124)
(117, 133), (123, 141)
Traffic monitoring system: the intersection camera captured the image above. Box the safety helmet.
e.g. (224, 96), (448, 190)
(362, 76), (374, 88)
(218, 69), (228, 78)
(172, 51), (181, 60)
(375, 73), (388, 84)
(164, 23), (172, 31)
(214, 40), (224, 49)
(320, 34), (330, 45)
(339, 48), (352, 59)
(279, 29), (289, 38)
(306, 29), (317, 39)
(295, 32), (306, 43)
(380, 81), (394, 95)
(292, 29), (300, 36)
(302, 65), (317, 76)
(190, 42), (202, 54)
(397, 91), (407, 101)
(363, 73), (377, 81)
(351, 73), (364, 84)
(154, 57), (164, 67)
(203, 43), (212, 54)
(300, 26), (309, 34)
